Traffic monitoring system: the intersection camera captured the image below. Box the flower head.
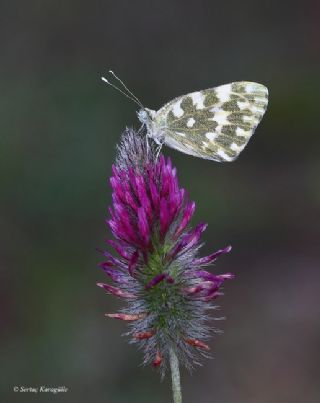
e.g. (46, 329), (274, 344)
(98, 129), (234, 374)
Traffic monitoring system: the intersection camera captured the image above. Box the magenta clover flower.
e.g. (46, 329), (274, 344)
(97, 129), (233, 374)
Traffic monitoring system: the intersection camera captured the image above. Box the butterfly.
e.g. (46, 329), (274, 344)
(102, 71), (268, 162)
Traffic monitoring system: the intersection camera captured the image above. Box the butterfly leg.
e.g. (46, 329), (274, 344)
(145, 135), (150, 157)
(155, 142), (163, 160)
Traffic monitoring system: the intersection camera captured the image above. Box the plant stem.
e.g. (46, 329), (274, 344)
(169, 347), (182, 403)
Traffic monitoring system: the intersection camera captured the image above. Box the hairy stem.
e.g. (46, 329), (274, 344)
(169, 347), (182, 403)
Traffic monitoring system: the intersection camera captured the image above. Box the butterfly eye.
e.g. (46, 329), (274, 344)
(137, 109), (149, 124)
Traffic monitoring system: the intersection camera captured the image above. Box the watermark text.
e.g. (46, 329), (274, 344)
(13, 386), (68, 394)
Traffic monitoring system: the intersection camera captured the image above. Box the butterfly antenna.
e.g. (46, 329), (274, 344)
(108, 70), (144, 108)
(101, 76), (143, 108)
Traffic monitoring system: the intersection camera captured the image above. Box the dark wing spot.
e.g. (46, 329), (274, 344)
(222, 100), (240, 112)
(204, 91), (219, 106)
(180, 97), (194, 113)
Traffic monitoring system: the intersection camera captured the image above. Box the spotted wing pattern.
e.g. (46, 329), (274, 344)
(154, 82), (268, 161)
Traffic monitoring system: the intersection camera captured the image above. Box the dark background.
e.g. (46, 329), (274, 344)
(1, 1), (319, 402)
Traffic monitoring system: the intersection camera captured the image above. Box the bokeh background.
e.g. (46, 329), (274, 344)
(1, 1), (319, 402)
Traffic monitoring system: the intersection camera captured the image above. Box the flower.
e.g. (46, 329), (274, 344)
(97, 129), (234, 374)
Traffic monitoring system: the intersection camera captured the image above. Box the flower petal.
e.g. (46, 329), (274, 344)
(192, 245), (232, 266)
(128, 250), (139, 277)
(185, 338), (210, 351)
(96, 283), (135, 298)
(175, 200), (196, 239)
(107, 240), (132, 260)
(160, 197), (170, 238)
(99, 265), (128, 283)
(153, 351), (162, 367)
(145, 273), (166, 290)
(169, 223), (207, 259)
(133, 331), (155, 340)
(105, 313), (146, 321)
(137, 207), (150, 247)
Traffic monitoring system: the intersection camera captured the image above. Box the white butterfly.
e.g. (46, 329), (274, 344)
(102, 71), (268, 162)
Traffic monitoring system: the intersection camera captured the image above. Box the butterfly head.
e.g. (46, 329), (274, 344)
(137, 108), (156, 125)
(137, 108), (156, 132)
(137, 108), (165, 145)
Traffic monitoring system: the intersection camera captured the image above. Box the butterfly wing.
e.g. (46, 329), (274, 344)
(154, 82), (268, 161)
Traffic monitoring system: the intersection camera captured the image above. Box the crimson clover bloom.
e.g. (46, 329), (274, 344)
(97, 129), (233, 374)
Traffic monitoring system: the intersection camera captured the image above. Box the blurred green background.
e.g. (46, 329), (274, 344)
(1, 1), (319, 402)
